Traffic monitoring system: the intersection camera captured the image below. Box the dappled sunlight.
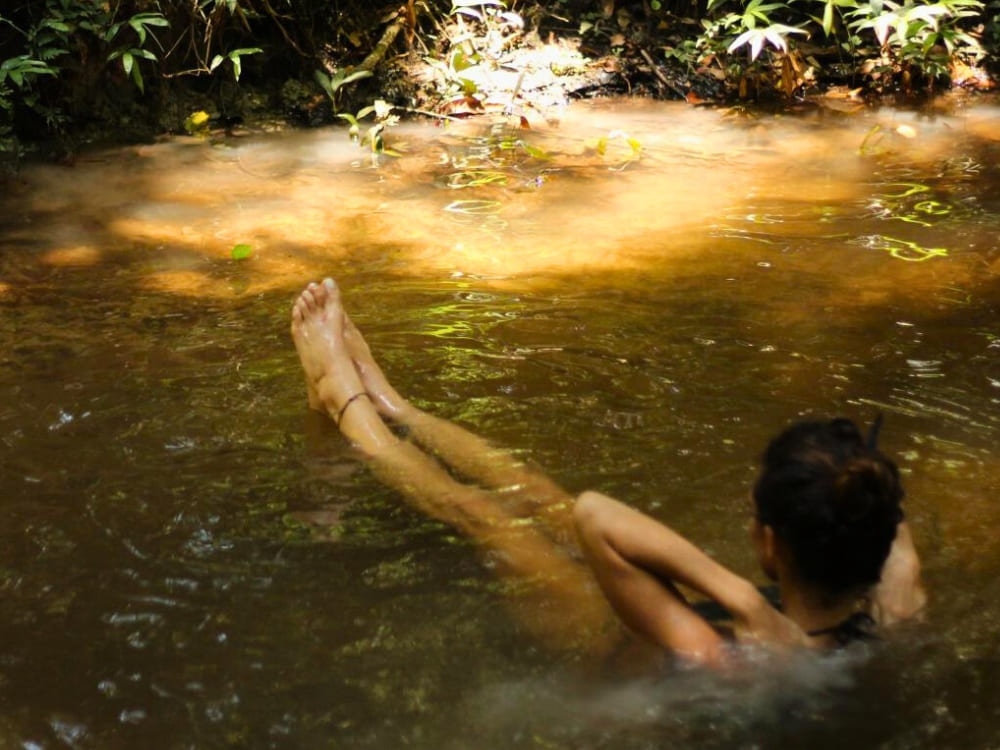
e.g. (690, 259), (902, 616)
(140, 268), (225, 296)
(6, 102), (999, 307)
(963, 104), (1000, 141)
(40, 244), (102, 267)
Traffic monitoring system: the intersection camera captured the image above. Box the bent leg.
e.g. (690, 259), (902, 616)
(291, 280), (620, 655)
(372, 439), (620, 653)
(342, 313), (576, 543)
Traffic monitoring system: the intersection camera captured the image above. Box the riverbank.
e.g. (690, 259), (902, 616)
(1, 0), (997, 170)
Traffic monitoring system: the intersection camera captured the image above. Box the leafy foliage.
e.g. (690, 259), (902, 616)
(0, 0), (269, 152)
(0, 0), (996, 156)
(694, 0), (986, 97)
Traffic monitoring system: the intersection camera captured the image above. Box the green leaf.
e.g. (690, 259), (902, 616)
(451, 49), (472, 71)
(136, 14), (169, 26)
(314, 70), (332, 95)
(131, 63), (144, 93)
(122, 51), (133, 77)
(231, 243), (253, 260)
(518, 140), (550, 159)
(130, 20), (147, 45)
(338, 69), (373, 87)
(232, 55), (242, 81)
(39, 47), (69, 61)
(228, 47), (262, 57)
(210, 54), (225, 72)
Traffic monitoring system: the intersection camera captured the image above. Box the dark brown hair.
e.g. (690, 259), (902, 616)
(753, 418), (904, 595)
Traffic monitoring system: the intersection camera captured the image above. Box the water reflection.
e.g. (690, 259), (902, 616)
(1, 99), (1000, 749)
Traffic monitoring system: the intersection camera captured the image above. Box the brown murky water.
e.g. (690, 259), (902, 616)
(2, 98), (1000, 749)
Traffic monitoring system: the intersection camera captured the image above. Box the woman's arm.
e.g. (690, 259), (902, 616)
(573, 491), (804, 664)
(871, 521), (926, 625)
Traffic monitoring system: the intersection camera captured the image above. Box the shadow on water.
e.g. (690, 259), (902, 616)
(2, 99), (1000, 749)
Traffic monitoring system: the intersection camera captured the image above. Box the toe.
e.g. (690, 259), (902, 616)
(323, 278), (341, 306)
(311, 280), (329, 306)
(295, 287), (314, 314)
(303, 284), (321, 311)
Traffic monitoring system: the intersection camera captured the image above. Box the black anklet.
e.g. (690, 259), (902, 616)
(336, 392), (371, 424)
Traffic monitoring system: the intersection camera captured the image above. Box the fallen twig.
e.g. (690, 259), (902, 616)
(639, 47), (686, 100)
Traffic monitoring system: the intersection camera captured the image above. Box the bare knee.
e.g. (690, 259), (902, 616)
(573, 490), (610, 540)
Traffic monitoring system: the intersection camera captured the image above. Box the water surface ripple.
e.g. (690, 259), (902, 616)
(2, 99), (1000, 749)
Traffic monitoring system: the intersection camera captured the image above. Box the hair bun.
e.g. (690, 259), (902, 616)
(753, 417), (905, 593)
(829, 417), (863, 443)
(833, 456), (900, 525)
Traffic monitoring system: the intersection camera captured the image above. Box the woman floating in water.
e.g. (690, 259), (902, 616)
(290, 279), (925, 667)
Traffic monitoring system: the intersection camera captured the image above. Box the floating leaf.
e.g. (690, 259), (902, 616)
(879, 237), (948, 262)
(518, 140), (550, 160)
(444, 200), (503, 215)
(231, 243), (253, 260)
(881, 182), (930, 198)
(447, 171), (508, 188)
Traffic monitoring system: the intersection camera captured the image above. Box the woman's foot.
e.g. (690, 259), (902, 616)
(290, 279), (396, 453)
(342, 314), (411, 420)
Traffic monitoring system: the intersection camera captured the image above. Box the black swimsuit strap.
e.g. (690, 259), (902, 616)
(806, 611), (878, 646)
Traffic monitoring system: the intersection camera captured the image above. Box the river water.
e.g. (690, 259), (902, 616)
(1, 98), (1000, 749)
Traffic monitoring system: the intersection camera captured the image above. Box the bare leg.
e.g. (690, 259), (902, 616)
(290, 279), (621, 654)
(342, 314), (576, 542)
(290, 280), (397, 453)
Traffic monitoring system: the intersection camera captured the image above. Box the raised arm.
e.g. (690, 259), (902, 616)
(871, 521), (926, 625)
(572, 491), (804, 664)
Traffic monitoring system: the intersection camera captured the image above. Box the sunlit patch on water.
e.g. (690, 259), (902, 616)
(2, 100), (997, 295)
